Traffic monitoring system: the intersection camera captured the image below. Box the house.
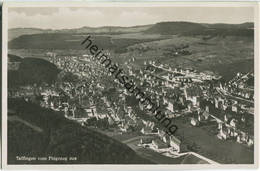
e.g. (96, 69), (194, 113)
(197, 112), (202, 122)
(229, 119), (237, 128)
(127, 117), (136, 126)
(166, 99), (175, 112)
(165, 110), (175, 118)
(228, 128), (238, 137)
(202, 110), (210, 121)
(223, 103), (228, 110)
(214, 98), (219, 108)
(191, 117), (199, 126)
(140, 137), (153, 144)
(232, 104), (238, 113)
(64, 106), (69, 117)
(97, 112), (108, 119)
(70, 106), (76, 118)
(237, 131), (247, 143)
(162, 135), (170, 145)
(247, 136), (254, 147)
(239, 131), (247, 142)
(83, 105), (97, 118)
(236, 133), (242, 143)
(152, 139), (169, 150)
(237, 132), (253, 147)
(126, 106), (133, 115)
(141, 126), (153, 135)
(217, 126), (229, 140)
(120, 122), (129, 132)
(187, 100), (192, 112)
(217, 122), (223, 130)
(170, 135), (182, 153)
(158, 129), (167, 139)
(186, 93), (198, 106)
(108, 117), (115, 125)
(224, 114), (228, 122)
(144, 121), (155, 129)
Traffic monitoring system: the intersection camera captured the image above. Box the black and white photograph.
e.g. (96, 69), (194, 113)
(1, 2), (259, 169)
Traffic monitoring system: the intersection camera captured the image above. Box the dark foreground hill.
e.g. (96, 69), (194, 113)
(8, 98), (152, 164)
(8, 54), (60, 87)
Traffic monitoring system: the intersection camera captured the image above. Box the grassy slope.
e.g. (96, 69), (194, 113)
(122, 35), (253, 81)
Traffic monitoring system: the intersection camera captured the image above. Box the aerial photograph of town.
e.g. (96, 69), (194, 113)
(6, 6), (255, 165)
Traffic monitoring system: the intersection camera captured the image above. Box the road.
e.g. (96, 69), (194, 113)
(8, 115), (43, 133)
(216, 88), (254, 115)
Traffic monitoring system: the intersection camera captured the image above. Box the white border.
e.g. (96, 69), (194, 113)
(2, 1), (259, 170)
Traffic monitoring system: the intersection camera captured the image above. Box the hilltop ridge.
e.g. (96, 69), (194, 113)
(8, 21), (253, 41)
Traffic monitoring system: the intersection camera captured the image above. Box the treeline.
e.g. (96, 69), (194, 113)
(9, 33), (160, 54)
(8, 56), (60, 87)
(144, 21), (254, 37)
(183, 28), (254, 37)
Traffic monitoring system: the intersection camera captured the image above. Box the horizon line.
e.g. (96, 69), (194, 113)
(8, 20), (254, 30)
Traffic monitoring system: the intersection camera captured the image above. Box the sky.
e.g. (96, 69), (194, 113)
(8, 7), (254, 29)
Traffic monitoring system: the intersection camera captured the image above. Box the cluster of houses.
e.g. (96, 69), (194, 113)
(190, 106), (210, 126)
(144, 60), (221, 82)
(9, 51), (254, 157)
(140, 61), (254, 148)
(217, 120), (253, 146)
(139, 128), (184, 153)
(47, 55), (147, 132)
(188, 95), (254, 147)
(221, 72), (254, 101)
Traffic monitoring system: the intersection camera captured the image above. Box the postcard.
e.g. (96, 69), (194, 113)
(1, 1), (259, 170)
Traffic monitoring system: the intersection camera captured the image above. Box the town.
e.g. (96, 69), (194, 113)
(8, 51), (254, 164)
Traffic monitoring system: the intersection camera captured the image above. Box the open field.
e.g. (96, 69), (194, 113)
(172, 117), (254, 164)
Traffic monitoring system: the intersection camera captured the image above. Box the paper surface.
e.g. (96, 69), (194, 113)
(1, 1), (259, 170)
